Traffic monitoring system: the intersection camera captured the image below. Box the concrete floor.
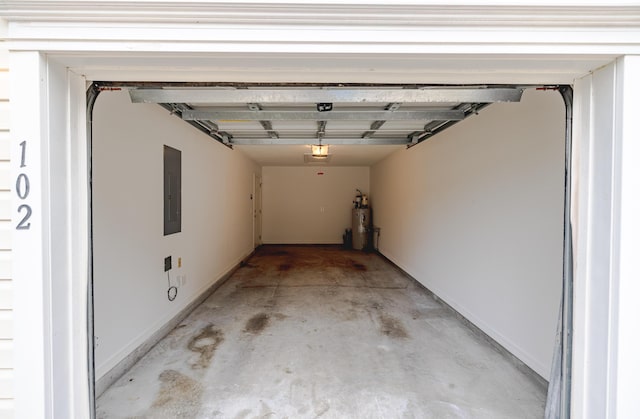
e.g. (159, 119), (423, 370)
(97, 245), (547, 418)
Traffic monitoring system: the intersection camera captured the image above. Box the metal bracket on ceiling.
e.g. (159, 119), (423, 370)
(317, 121), (327, 139)
(409, 127), (433, 145)
(162, 102), (233, 147)
(362, 102), (401, 139)
(248, 103), (279, 139)
(197, 118), (233, 144)
(406, 102), (491, 147)
(214, 131), (231, 145)
(199, 120), (219, 133)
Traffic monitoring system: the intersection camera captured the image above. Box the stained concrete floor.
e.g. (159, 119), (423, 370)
(97, 245), (547, 418)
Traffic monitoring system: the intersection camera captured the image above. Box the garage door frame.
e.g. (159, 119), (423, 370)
(4, 3), (640, 418)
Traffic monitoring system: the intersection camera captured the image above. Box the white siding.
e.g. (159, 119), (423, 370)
(0, 400), (12, 419)
(0, 28), (14, 418)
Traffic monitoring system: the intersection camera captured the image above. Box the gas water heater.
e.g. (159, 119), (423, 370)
(352, 189), (370, 250)
(352, 208), (370, 250)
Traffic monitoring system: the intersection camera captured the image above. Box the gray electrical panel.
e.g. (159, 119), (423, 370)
(164, 145), (181, 235)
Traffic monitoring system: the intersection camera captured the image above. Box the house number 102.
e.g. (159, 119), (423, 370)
(15, 141), (32, 230)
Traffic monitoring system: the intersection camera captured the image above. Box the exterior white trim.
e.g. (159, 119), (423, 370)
(2, 2), (640, 418)
(610, 55), (640, 419)
(9, 51), (51, 419)
(3, 2), (640, 26)
(9, 52), (91, 419)
(2, 2), (637, 85)
(3, 2), (640, 57)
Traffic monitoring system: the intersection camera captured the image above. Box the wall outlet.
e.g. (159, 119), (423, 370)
(164, 256), (172, 272)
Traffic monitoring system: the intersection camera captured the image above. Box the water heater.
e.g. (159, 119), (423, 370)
(352, 208), (370, 250)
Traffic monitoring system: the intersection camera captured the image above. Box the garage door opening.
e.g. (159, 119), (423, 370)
(88, 83), (572, 418)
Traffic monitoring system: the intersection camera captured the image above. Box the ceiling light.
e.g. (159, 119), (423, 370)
(303, 153), (332, 164)
(311, 144), (329, 158)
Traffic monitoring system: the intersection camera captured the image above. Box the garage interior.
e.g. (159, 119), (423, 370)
(90, 84), (565, 417)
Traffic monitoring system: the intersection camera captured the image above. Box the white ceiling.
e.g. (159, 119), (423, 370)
(235, 144), (405, 167)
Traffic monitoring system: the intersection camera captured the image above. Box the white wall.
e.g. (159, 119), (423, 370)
(92, 90), (259, 379)
(371, 89), (565, 379)
(262, 166), (369, 244)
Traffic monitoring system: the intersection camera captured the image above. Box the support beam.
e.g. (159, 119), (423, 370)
(131, 88), (523, 104)
(181, 109), (465, 121)
(230, 138), (409, 145)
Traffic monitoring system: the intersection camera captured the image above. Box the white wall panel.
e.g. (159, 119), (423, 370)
(0, 103), (8, 133)
(0, 370), (12, 399)
(371, 89), (565, 379)
(0, 252), (9, 282)
(0, 132), (9, 162)
(0, 193), (9, 222)
(0, 224), (10, 252)
(92, 89), (259, 380)
(0, 49), (8, 68)
(262, 166), (369, 244)
(0, 76), (7, 104)
(0, 342), (12, 369)
(0, 42), (11, 419)
(0, 162), (9, 191)
(0, 62), (9, 351)
(0, 399), (13, 419)
(0, 312), (11, 340)
(0, 284), (11, 310)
